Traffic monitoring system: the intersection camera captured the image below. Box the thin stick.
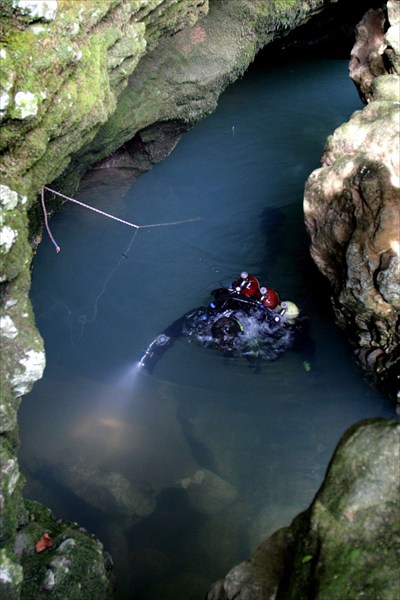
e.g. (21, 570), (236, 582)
(44, 186), (200, 229)
(41, 188), (61, 252)
(41, 186), (200, 253)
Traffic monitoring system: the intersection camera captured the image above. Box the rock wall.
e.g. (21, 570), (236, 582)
(304, 1), (400, 400)
(57, 0), (337, 189)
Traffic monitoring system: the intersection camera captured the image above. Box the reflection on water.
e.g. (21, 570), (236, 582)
(19, 55), (396, 599)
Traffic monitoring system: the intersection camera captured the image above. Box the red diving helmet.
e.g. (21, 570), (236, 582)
(260, 286), (280, 309)
(234, 271), (261, 298)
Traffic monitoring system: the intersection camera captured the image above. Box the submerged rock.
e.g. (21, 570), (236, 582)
(57, 462), (156, 520)
(207, 418), (400, 600)
(178, 469), (238, 515)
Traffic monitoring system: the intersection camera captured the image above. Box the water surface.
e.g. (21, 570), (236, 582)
(20, 55), (395, 599)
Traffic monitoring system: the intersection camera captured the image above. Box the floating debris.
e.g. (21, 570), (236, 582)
(35, 532), (54, 553)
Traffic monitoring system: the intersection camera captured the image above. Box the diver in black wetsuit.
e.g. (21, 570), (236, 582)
(138, 272), (309, 373)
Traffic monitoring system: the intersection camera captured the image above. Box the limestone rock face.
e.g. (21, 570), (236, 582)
(304, 4), (400, 400)
(349, 8), (388, 103)
(208, 419), (400, 600)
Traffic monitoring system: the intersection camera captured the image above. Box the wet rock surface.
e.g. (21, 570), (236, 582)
(59, 463), (156, 520)
(304, 1), (400, 400)
(349, 2), (400, 103)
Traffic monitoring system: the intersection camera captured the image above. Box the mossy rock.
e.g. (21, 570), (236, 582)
(0, 547), (24, 600)
(208, 419), (400, 600)
(17, 501), (114, 600)
(280, 419), (400, 600)
(0, 437), (27, 547)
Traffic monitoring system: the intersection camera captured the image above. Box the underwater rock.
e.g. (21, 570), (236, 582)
(207, 527), (288, 600)
(58, 463), (155, 520)
(178, 469), (238, 515)
(207, 418), (400, 600)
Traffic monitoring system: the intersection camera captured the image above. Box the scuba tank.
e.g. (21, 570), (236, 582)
(278, 300), (300, 322)
(234, 271), (261, 298)
(259, 286), (280, 309)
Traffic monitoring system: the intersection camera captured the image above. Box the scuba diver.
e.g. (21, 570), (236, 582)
(139, 271), (306, 373)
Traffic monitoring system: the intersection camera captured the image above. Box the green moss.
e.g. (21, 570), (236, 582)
(73, 38), (113, 119)
(0, 266), (44, 443)
(0, 209), (31, 282)
(281, 421), (400, 600)
(311, 525), (400, 600)
(1, 2), (150, 193)
(0, 437), (27, 547)
(0, 547), (23, 600)
(271, 0), (297, 9)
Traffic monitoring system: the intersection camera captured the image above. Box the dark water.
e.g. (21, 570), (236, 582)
(19, 56), (395, 599)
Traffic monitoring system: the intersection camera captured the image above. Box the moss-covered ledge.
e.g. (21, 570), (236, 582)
(61, 0), (338, 187)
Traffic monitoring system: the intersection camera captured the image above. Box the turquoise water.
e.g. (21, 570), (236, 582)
(19, 55), (395, 599)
